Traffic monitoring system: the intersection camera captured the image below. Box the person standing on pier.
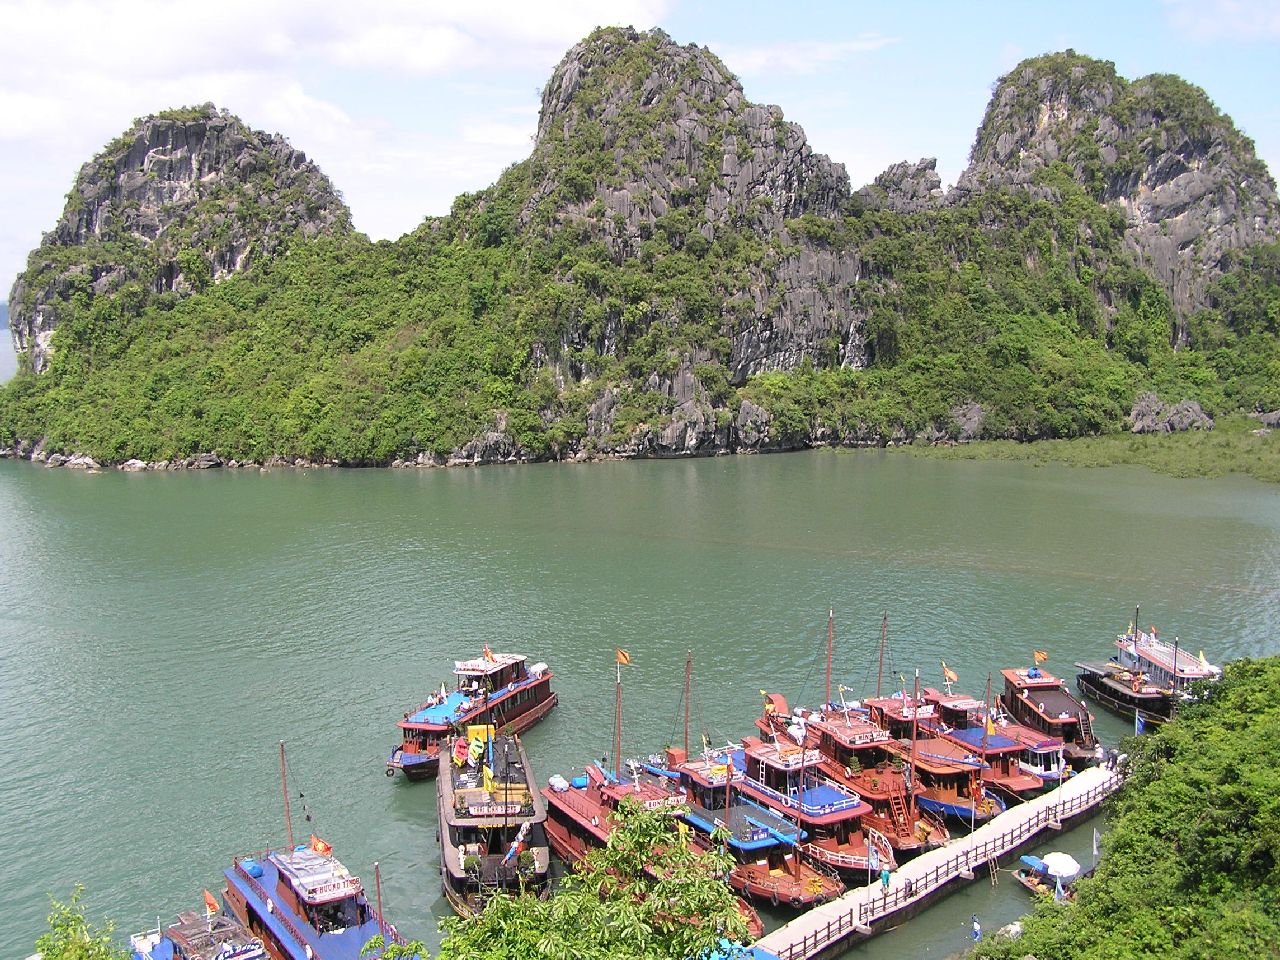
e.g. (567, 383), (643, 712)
(880, 867), (891, 892)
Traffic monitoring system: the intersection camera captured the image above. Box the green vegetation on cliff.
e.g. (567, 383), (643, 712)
(975, 657), (1280, 960)
(1, 31), (1279, 466)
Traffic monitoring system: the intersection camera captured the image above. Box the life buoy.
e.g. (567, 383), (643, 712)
(385, 767), (395, 778)
(790, 895), (803, 908)
(770, 889), (779, 908)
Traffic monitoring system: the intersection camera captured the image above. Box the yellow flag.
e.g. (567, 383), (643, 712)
(941, 661), (959, 684)
(1033, 650), (1049, 664)
(616, 648), (631, 665)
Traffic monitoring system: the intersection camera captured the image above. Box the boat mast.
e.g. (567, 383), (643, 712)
(1171, 636), (1180, 691)
(908, 669), (919, 823)
(374, 861), (385, 938)
(684, 649), (692, 757)
(876, 613), (888, 700)
(279, 741), (294, 851)
(825, 610), (834, 708)
(614, 658), (623, 781)
(982, 673), (992, 759)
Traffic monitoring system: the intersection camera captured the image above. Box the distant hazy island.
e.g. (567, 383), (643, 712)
(2, 28), (1279, 473)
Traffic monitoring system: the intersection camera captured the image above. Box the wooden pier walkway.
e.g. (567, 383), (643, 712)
(755, 766), (1122, 960)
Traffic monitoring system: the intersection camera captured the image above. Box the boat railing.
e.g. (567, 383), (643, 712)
(233, 862), (310, 953)
(232, 861), (405, 951)
(765, 775), (1120, 960)
(742, 776), (861, 816)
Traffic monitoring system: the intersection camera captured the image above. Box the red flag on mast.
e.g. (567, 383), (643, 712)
(203, 890), (220, 915)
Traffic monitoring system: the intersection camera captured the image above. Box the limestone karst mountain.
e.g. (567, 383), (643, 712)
(2, 29), (1278, 467)
(9, 105), (350, 372)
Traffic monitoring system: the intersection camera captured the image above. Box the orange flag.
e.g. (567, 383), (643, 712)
(203, 890), (219, 915)
(941, 661), (959, 684)
(1033, 650), (1049, 664)
(309, 834), (332, 856)
(615, 649), (631, 665)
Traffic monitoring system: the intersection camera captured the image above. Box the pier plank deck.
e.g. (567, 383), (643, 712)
(755, 766), (1121, 960)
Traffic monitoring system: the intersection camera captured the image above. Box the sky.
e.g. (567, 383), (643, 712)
(1, 0), (1279, 298)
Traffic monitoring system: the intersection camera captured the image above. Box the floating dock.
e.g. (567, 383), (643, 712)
(754, 765), (1121, 960)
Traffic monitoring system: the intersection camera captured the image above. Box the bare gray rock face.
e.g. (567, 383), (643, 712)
(1128, 392), (1214, 433)
(951, 53), (1280, 331)
(524, 28), (867, 382)
(856, 158), (945, 214)
(9, 105), (351, 372)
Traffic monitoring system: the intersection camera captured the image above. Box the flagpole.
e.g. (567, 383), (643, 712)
(614, 656), (623, 782)
(825, 610), (833, 708)
(876, 613), (887, 700)
(908, 668), (920, 829)
(684, 649), (692, 758)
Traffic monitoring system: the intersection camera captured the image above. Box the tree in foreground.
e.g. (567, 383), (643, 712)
(34, 887), (128, 960)
(366, 795), (747, 960)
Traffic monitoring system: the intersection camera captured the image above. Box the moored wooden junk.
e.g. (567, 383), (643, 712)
(436, 725), (551, 917)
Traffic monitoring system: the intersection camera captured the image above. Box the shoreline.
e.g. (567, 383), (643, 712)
(3, 413), (1277, 481)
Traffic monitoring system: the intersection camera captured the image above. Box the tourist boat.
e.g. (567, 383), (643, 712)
(999, 664), (1099, 768)
(917, 686), (1047, 801)
(436, 725), (551, 917)
(1002, 721), (1069, 786)
(387, 650), (556, 780)
(863, 693), (1005, 825)
(542, 762), (764, 939)
(755, 693), (950, 855)
(222, 842), (402, 960)
(130, 900), (267, 960)
(732, 734), (889, 876)
(645, 745), (846, 909)
(1075, 609), (1220, 724)
(223, 745), (408, 960)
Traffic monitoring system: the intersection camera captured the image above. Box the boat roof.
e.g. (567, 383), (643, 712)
(401, 689), (470, 728)
(863, 695), (935, 723)
(272, 847), (364, 905)
(944, 726), (1020, 751)
(454, 652), (526, 676)
(1001, 667), (1064, 688)
(908, 737), (990, 770)
(1003, 724), (1064, 750)
(1117, 630), (1219, 679)
(165, 914), (266, 960)
(672, 751), (743, 787)
(741, 736), (824, 771)
(439, 733), (547, 824)
(807, 712), (892, 747)
(922, 688), (986, 711)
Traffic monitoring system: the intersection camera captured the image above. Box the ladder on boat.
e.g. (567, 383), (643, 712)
(888, 783), (910, 836)
(1077, 710), (1096, 746)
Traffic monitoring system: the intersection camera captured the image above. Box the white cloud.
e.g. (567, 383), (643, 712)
(717, 34), (899, 77)
(1164, 0), (1280, 41)
(462, 121), (538, 147)
(0, 0), (673, 289)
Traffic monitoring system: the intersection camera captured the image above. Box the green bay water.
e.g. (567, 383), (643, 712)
(1, 451), (1278, 959)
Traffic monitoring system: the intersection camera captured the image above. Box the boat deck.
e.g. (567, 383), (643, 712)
(754, 766), (1121, 960)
